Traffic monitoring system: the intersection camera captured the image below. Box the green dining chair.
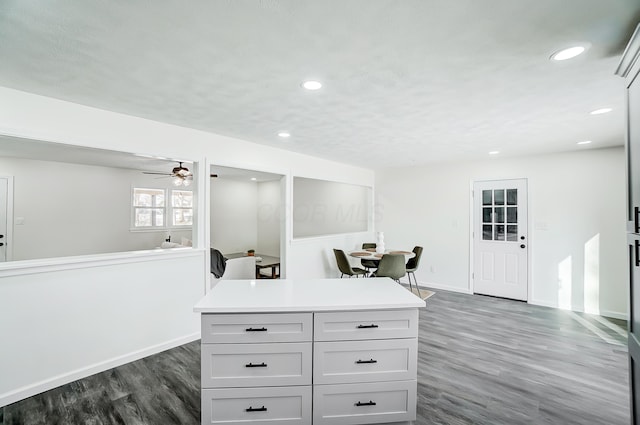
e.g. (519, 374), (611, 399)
(406, 246), (423, 297)
(360, 242), (379, 272)
(333, 249), (368, 278)
(371, 254), (405, 283)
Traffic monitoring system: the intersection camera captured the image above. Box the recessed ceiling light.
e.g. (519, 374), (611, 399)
(590, 108), (613, 115)
(278, 132), (291, 138)
(302, 80), (322, 90)
(577, 140), (592, 145)
(251, 177), (257, 181)
(489, 151), (500, 155)
(550, 46), (586, 61)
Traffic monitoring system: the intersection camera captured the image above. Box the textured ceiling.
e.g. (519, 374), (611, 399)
(0, 0), (639, 168)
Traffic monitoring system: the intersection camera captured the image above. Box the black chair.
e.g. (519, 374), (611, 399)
(360, 242), (379, 272)
(333, 249), (368, 278)
(371, 254), (405, 283)
(406, 246), (423, 297)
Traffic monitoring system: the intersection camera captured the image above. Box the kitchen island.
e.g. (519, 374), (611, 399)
(194, 277), (426, 425)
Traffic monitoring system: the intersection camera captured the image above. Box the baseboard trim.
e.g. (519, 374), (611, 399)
(530, 299), (628, 321)
(399, 278), (472, 294)
(0, 332), (201, 408)
(599, 310), (629, 321)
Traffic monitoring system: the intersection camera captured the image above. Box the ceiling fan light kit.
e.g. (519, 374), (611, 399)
(143, 161), (193, 186)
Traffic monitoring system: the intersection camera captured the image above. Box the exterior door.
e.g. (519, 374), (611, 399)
(0, 177), (8, 262)
(473, 179), (528, 301)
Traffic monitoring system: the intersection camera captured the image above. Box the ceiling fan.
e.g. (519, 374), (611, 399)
(142, 162), (218, 186)
(143, 162), (194, 186)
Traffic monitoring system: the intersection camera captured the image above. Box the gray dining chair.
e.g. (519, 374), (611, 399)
(333, 249), (368, 278)
(405, 246), (423, 297)
(360, 242), (379, 272)
(371, 254), (405, 283)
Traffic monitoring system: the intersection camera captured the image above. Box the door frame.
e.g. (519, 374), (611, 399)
(468, 178), (532, 301)
(0, 176), (14, 262)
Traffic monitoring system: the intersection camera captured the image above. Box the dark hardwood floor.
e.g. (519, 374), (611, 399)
(1, 289), (629, 425)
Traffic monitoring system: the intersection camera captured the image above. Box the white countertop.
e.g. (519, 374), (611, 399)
(193, 278), (426, 313)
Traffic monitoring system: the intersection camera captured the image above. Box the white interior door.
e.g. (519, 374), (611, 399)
(0, 177), (8, 262)
(473, 179), (528, 301)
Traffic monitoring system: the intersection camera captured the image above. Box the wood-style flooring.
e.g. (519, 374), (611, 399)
(1, 289), (629, 425)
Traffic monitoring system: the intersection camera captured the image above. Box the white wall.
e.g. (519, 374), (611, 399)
(375, 147), (627, 318)
(0, 156), (192, 261)
(210, 178), (258, 254)
(0, 249), (204, 406)
(0, 86), (374, 406)
(257, 180), (281, 257)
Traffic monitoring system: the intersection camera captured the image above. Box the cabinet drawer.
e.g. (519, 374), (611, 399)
(201, 313), (312, 343)
(314, 338), (417, 384)
(201, 342), (312, 388)
(314, 309), (418, 341)
(313, 380), (417, 425)
(202, 386), (311, 425)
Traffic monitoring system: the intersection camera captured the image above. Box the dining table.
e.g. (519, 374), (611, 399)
(348, 248), (416, 261)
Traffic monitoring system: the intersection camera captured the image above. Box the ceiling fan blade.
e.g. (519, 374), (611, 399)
(143, 171), (172, 175)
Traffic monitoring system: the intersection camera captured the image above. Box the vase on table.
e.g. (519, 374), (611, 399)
(376, 231), (385, 254)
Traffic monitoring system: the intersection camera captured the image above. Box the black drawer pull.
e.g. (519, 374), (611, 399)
(245, 362), (267, 368)
(635, 207), (640, 233)
(635, 240), (640, 268)
(355, 400), (377, 407)
(357, 324), (379, 329)
(356, 359), (377, 364)
(245, 327), (267, 332)
(246, 405), (267, 412)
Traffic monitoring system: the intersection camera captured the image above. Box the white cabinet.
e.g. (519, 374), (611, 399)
(202, 386), (312, 425)
(313, 380), (417, 425)
(314, 309), (418, 341)
(201, 312), (312, 343)
(200, 312), (313, 424)
(200, 310), (418, 424)
(195, 278), (425, 425)
(201, 342), (312, 388)
(313, 310), (418, 425)
(314, 338), (418, 385)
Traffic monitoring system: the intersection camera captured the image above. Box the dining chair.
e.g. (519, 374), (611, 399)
(406, 246), (424, 297)
(371, 254), (405, 283)
(360, 242), (379, 272)
(333, 249), (368, 278)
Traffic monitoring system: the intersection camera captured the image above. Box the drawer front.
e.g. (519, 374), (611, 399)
(314, 309), (418, 341)
(313, 380), (417, 425)
(202, 386), (311, 425)
(201, 313), (312, 343)
(314, 338), (417, 384)
(202, 342), (312, 388)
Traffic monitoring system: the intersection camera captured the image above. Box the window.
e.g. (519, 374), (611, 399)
(133, 188), (165, 228)
(171, 190), (193, 226)
(132, 188), (193, 229)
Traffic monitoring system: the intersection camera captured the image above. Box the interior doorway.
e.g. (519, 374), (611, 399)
(472, 178), (528, 301)
(0, 177), (11, 262)
(210, 165), (285, 280)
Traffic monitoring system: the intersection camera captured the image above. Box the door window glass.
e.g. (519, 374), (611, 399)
(480, 187), (518, 242)
(482, 225), (492, 240)
(482, 190), (492, 205)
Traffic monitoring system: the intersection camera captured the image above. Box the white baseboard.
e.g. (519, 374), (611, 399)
(599, 310), (628, 321)
(530, 299), (628, 321)
(529, 299), (557, 309)
(399, 278), (472, 294)
(0, 332), (201, 408)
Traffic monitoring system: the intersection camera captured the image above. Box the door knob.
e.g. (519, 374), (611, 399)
(520, 244), (526, 249)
